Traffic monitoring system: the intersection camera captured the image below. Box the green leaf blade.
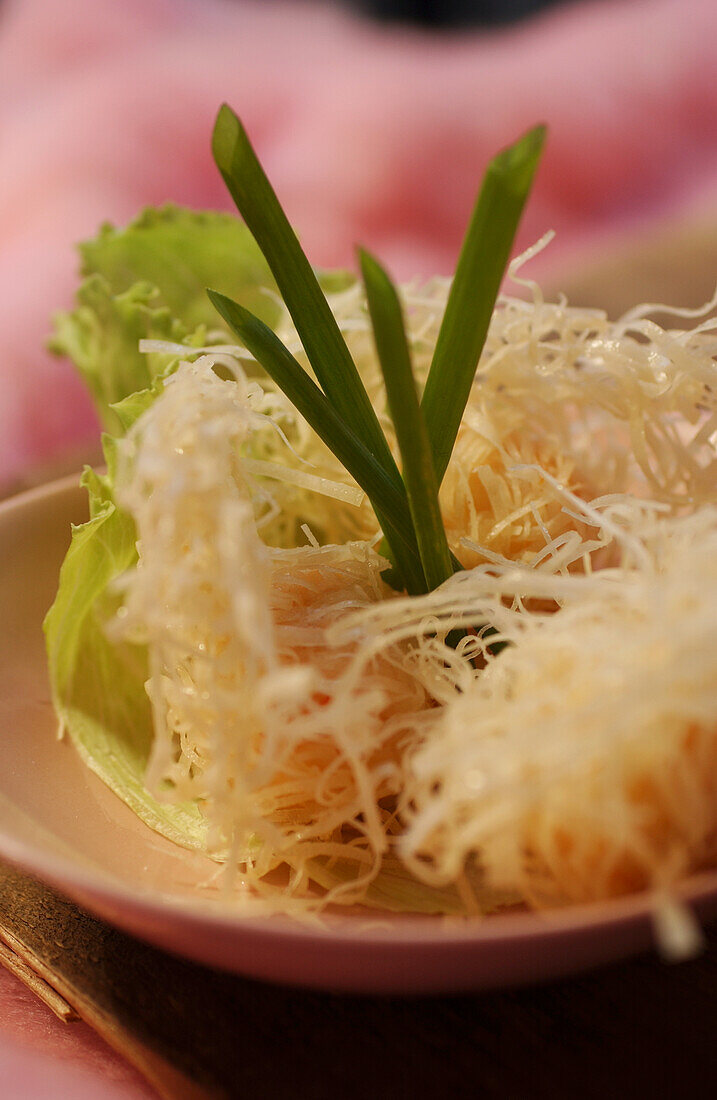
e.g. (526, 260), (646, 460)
(359, 249), (453, 592)
(422, 124), (546, 483)
(212, 105), (397, 475)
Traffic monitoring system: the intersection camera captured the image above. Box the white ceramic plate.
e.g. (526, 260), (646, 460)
(1, 477), (716, 994)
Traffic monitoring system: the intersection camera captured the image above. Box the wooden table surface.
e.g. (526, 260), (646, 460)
(2, 858), (717, 1099)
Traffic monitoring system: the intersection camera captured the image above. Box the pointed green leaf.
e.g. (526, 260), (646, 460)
(359, 249), (454, 592)
(422, 125), (546, 482)
(212, 104), (397, 475)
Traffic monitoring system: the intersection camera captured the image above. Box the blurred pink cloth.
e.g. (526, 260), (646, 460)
(0, 967), (156, 1099)
(1, 0), (716, 490)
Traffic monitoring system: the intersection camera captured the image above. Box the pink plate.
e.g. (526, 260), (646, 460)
(1, 477), (716, 994)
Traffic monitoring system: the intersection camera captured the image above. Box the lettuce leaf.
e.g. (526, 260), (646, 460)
(78, 204), (278, 328)
(49, 203), (357, 437)
(50, 278), (194, 435)
(43, 203), (353, 854)
(49, 205), (278, 432)
(44, 202), (374, 878)
(306, 853), (521, 915)
(43, 430), (207, 850)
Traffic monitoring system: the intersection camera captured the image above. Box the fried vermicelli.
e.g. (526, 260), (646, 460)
(112, 273), (717, 913)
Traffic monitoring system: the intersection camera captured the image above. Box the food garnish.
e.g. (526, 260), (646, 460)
(209, 105), (544, 594)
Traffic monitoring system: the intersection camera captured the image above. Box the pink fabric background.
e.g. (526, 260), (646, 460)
(0, 968), (157, 1098)
(1, 0), (716, 1094)
(2, 0), (717, 493)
